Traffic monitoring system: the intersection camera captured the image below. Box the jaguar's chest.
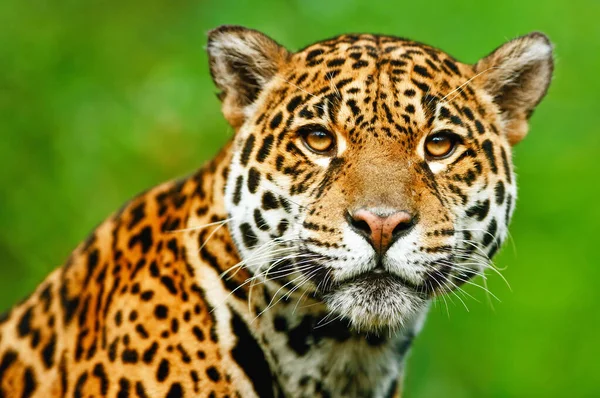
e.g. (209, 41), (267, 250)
(249, 300), (427, 398)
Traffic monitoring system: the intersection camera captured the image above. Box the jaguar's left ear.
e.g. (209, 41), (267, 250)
(475, 32), (554, 145)
(207, 25), (289, 129)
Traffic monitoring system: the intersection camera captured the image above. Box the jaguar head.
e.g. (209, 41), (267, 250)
(208, 26), (553, 331)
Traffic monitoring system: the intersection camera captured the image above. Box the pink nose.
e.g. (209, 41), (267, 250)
(349, 209), (415, 254)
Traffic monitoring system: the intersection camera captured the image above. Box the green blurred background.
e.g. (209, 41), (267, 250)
(1, 0), (598, 396)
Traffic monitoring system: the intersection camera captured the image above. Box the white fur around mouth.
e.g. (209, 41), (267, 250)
(323, 271), (428, 332)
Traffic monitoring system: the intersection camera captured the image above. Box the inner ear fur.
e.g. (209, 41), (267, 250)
(207, 25), (289, 129)
(474, 32), (554, 145)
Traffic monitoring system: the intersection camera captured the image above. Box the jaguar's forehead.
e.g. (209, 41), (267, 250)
(259, 34), (486, 148)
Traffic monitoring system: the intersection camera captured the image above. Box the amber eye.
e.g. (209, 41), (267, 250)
(424, 131), (460, 159)
(301, 129), (336, 155)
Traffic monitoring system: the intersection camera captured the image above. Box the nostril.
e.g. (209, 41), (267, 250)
(391, 217), (416, 238)
(346, 211), (374, 237)
(350, 218), (372, 235)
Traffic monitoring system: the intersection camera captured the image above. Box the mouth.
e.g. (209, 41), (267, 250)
(321, 268), (429, 331)
(339, 268), (422, 292)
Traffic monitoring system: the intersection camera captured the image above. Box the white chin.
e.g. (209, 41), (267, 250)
(324, 276), (428, 332)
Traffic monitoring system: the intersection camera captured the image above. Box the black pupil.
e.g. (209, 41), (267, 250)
(431, 135), (448, 144)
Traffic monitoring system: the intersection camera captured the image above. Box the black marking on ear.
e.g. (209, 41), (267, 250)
(233, 175), (244, 205)
(240, 135), (256, 167)
(230, 307), (276, 398)
(481, 140), (498, 173)
(239, 223), (258, 248)
(247, 168), (261, 194)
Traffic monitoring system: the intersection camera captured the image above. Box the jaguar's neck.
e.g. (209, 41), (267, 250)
(185, 142), (424, 397)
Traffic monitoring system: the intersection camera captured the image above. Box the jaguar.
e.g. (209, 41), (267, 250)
(0, 25), (553, 397)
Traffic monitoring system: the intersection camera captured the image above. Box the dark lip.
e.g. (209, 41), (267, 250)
(338, 269), (422, 292)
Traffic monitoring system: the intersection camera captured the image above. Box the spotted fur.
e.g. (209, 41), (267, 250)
(0, 26), (552, 397)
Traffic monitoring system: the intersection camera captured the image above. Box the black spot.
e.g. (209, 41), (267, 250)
(482, 219), (498, 247)
(166, 383), (183, 398)
(230, 308), (276, 398)
(117, 378), (130, 398)
(128, 202), (146, 229)
(443, 59), (460, 75)
(135, 382), (149, 398)
(306, 48), (324, 61)
(247, 168), (261, 194)
(142, 342), (159, 364)
(206, 366), (221, 382)
(404, 89), (416, 97)
(0, 350), (17, 389)
(253, 209), (269, 231)
(160, 276), (177, 295)
(287, 316), (312, 355)
(475, 120), (485, 134)
(466, 200), (490, 221)
(108, 337), (119, 362)
(495, 181), (506, 205)
(74, 371), (88, 398)
(171, 318), (179, 333)
(352, 60), (369, 69)
(256, 135), (275, 163)
(233, 175), (244, 205)
(140, 291), (154, 301)
(122, 349), (139, 364)
(239, 223), (258, 249)
(274, 316), (287, 332)
(501, 147), (512, 184)
(17, 306), (33, 337)
(262, 191), (279, 210)
(481, 140), (497, 173)
(41, 333), (57, 368)
(154, 305), (168, 320)
(287, 95), (303, 112)
(413, 65), (430, 78)
(21, 367), (37, 398)
(192, 326), (205, 342)
(135, 324), (149, 339)
(157, 358), (170, 382)
(269, 112), (283, 129)
(84, 249), (99, 287)
(93, 363), (109, 395)
(240, 134), (256, 167)
(128, 226), (153, 254)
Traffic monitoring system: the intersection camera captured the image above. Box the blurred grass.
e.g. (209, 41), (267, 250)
(1, 0), (598, 396)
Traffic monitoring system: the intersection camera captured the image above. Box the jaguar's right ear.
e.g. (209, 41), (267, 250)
(207, 26), (289, 129)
